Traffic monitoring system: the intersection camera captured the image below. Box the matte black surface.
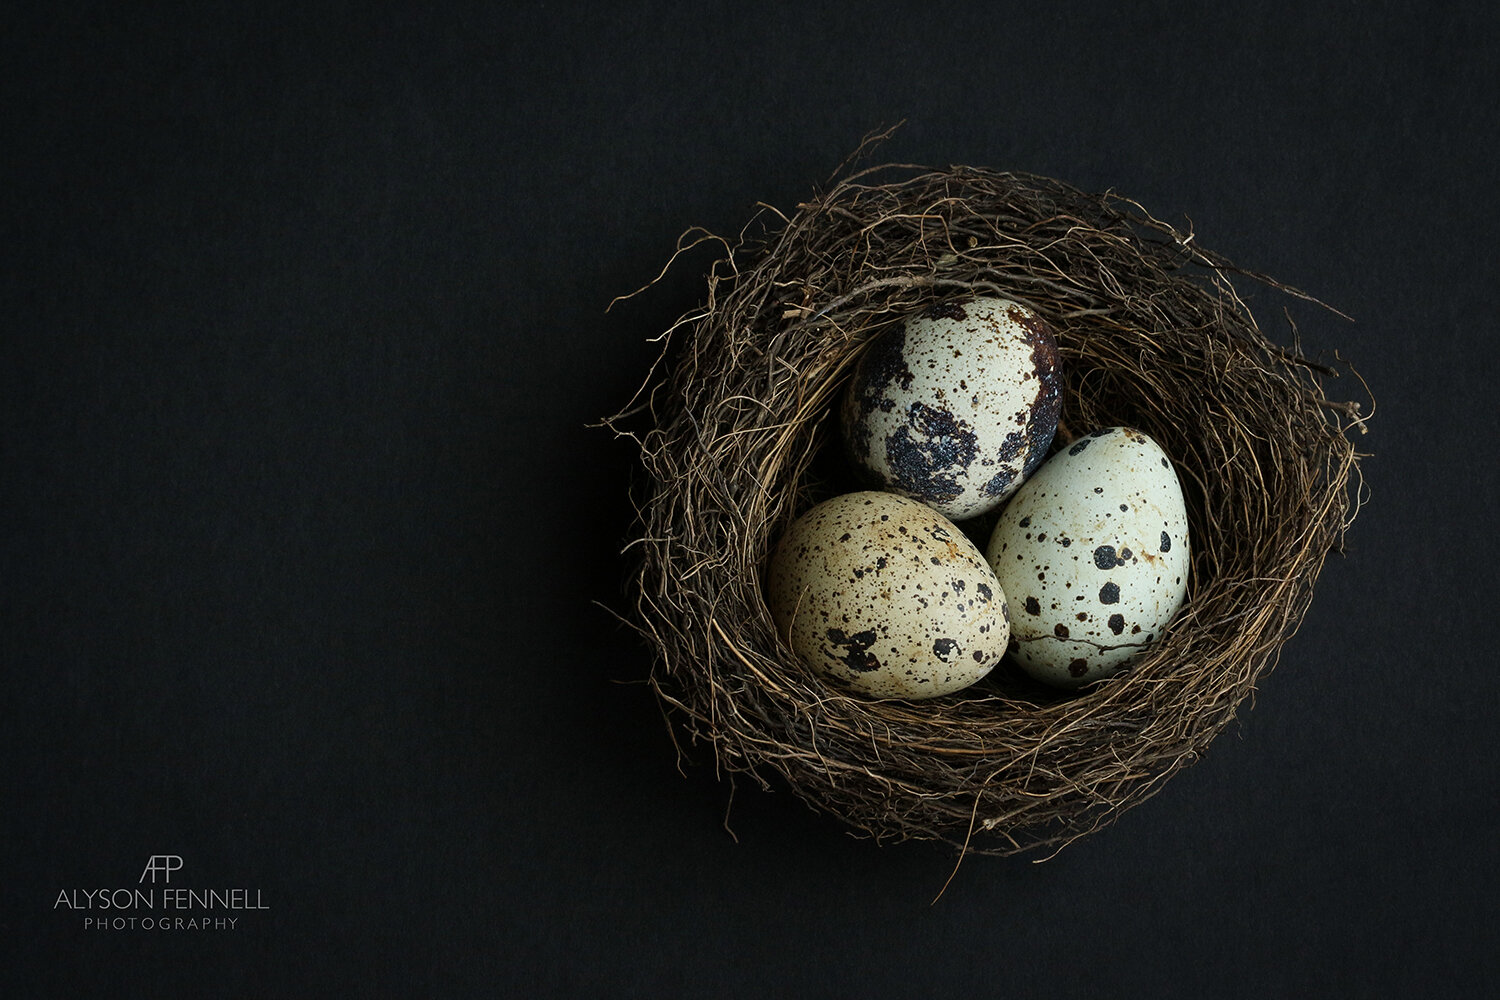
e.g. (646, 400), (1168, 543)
(4, 3), (1496, 996)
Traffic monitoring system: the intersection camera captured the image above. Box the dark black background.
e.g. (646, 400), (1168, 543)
(3, 2), (1496, 996)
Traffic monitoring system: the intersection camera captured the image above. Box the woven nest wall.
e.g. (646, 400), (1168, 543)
(609, 160), (1368, 857)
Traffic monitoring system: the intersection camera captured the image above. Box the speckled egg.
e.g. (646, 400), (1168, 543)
(766, 491), (1010, 700)
(984, 427), (1191, 688)
(839, 296), (1063, 521)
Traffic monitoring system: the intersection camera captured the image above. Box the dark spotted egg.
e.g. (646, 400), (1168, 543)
(766, 491), (1010, 700)
(839, 296), (1062, 521)
(984, 427), (1190, 688)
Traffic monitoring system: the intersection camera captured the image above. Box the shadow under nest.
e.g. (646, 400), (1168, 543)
(607, 159), (1369, 858)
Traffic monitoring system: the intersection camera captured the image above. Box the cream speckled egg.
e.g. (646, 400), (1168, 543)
(839, 296), (1063, 521)
(766, 491), (1010, 699)
(985, 427), (1190, 688)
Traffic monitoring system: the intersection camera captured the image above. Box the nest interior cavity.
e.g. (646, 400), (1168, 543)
(608, 158), (1368, 857)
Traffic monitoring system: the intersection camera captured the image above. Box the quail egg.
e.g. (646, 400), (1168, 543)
(985, 427), (1190, 687)
(839, 296), (1063, 521)
(767, 491), (1010, 699)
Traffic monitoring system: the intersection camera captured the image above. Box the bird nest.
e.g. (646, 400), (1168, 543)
(607, 157), (1369, 857)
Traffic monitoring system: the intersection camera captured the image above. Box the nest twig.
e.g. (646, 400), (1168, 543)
(605, 159), (1370, 857)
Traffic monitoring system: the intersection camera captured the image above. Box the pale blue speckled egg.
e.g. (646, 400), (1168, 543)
(986, 427), (1191, 688)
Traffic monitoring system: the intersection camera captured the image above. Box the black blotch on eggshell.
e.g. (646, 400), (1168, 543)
(926, 302), (968, 321)
(1008, 304), (1063, 477)
(981, 430), (1028, 497)
(826, 628), (882, 672)
(885, 401), (977, 505)
(842, 324), (912, 466)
